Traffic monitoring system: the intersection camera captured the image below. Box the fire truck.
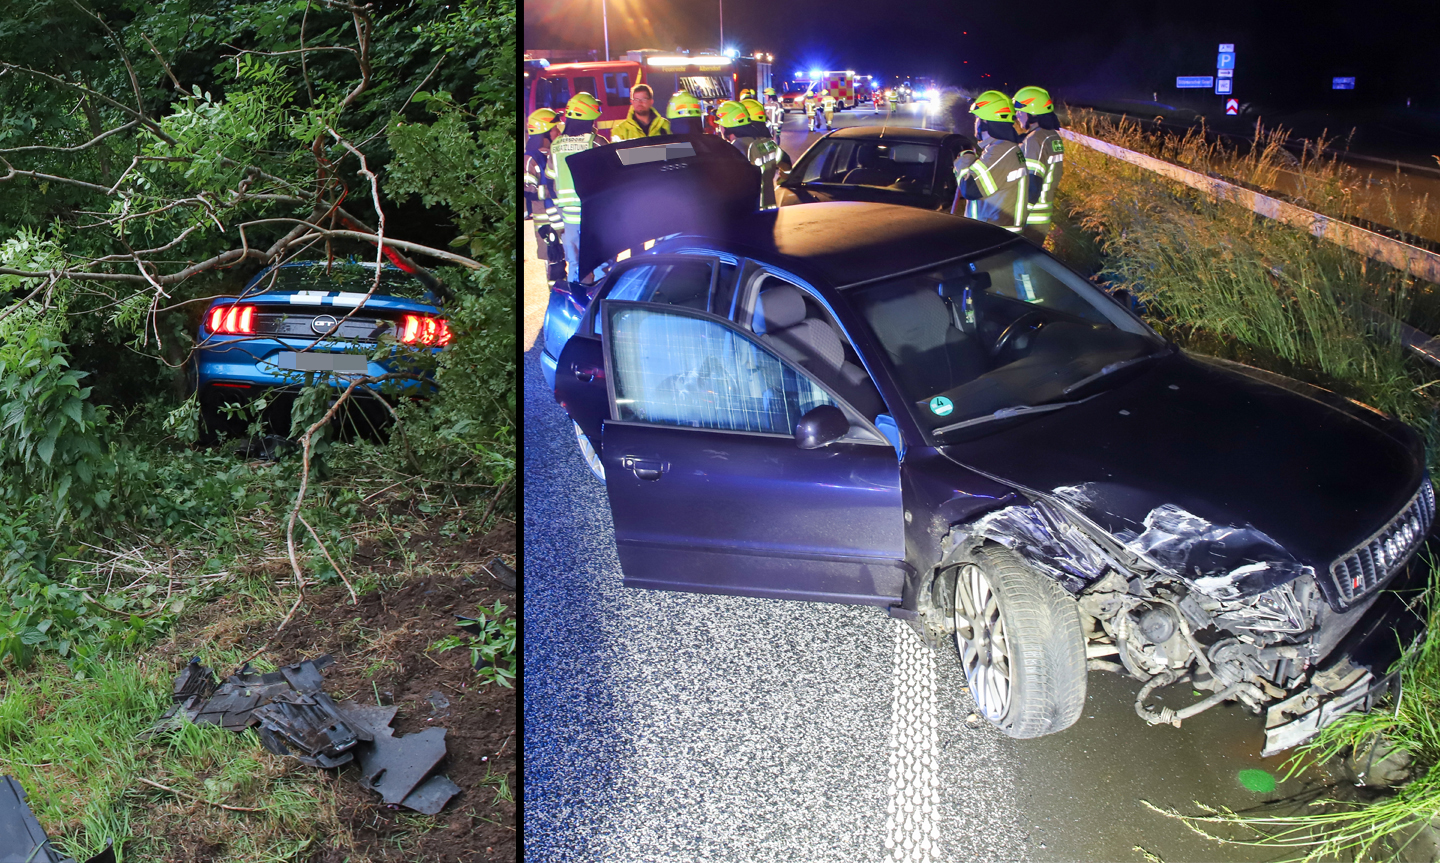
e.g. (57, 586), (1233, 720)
(525, 59), (645, 139)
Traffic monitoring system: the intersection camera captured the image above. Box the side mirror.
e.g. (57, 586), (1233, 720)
(794, 404), (850, 450)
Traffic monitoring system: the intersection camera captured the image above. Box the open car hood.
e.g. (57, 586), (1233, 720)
(568, 135), (761, 277)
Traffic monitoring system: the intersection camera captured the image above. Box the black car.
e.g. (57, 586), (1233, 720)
(546, 135), (1432, 755)
(777, 126), (972, 212)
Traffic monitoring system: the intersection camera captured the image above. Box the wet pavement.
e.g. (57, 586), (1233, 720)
(521, 151), (1342, 862)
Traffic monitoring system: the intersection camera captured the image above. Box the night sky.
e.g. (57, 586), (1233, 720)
(525, 0), (1440, 112)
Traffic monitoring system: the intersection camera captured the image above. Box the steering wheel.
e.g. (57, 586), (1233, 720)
(990, 310), (1046, 358)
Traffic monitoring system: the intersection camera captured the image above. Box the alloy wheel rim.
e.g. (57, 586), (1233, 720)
(574, 421), (604, 481)
(954, 563), (1011, 722)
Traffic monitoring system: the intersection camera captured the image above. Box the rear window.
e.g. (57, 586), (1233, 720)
(798, 139), (942, 193)
(252, 262), (430, 301)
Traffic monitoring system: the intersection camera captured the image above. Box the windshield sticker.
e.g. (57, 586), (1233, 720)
(928, 396), (953, 416)
(1018, 273), (1037, 302)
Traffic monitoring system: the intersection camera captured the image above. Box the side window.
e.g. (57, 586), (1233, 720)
(604, 73), (631, 107)
(591, 258), (735, 334)
(573, 76), (598, 100)
(607, 305), (835, 436)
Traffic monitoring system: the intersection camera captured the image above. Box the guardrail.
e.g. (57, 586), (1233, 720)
(1060, 128), (1440, 365)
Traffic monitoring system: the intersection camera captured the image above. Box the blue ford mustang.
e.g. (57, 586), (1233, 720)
(543, 134), (1434, 754)
(193, 261), (448, 439)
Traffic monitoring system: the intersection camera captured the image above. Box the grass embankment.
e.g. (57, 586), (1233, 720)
(1053, 109), (1440, 861)
(0, 437), (515, 862)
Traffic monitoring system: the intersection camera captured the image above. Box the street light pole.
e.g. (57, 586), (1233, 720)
(718, 0), (724, 53)
(601, 0), (610, 61)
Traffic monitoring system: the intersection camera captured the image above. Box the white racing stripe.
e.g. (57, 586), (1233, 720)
(884, 619), (941, 862)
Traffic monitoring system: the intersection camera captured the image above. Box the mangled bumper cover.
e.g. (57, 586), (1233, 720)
(1261, 541), (1431, 756)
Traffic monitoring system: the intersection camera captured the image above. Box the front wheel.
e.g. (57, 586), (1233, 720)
(952, 545), (1086, 738)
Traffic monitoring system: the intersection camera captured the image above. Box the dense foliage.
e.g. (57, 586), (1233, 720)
(0, 0), (516, 669)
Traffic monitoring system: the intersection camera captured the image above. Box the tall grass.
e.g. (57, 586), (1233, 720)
(1054, 108), (1440, 440)
(1055, 108), (1440, 862)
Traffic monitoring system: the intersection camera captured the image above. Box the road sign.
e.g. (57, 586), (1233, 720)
(1225, 98), (1239, 116)
(1176, 76), (1214, 89)
(1333, 77), (1356, 90)
(1215, 78), (1233, 95)
(1218, 68), (1233, 79)
(1218, 43), (1235, 52)
(1217, 52), (1236, 69)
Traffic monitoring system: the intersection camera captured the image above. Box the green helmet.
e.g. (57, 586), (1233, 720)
(666, 91), (702, 119)
(969, 90), (1014, 122)
(740, 98), (767, 123)
(716, 100), (751, 128)
(738, 88), (756, 100)
(1012, 86), (1054, 116)
(565, 92), (602, 121)
(527, 108), (559, 135)
(763, 87), (776, 96)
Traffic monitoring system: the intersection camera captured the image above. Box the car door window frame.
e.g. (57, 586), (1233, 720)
(599, 299), (890, 445)
(580, 253), (736, 336)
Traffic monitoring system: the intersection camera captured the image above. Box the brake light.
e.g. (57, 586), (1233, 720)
(208, 304), (256, 335)
(398, 314), (451, 346)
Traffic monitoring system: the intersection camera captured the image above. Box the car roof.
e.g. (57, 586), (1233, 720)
(823, 126), (958, 143)
(658, 202), (1019, 290)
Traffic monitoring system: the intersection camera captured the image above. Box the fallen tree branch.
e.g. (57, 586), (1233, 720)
(137, 777), (266, 813)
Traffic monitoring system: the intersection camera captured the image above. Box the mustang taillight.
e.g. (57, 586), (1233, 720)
(208, 304), (256, 335)
(398, 314), (451, 346)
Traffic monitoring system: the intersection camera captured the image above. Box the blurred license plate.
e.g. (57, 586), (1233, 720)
(276, 352), (368, 373)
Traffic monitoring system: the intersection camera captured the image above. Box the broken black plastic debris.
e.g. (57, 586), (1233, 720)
(483, 557), (516, 590)
(0, 776), (114, 863)
(147, 656), (461, 815)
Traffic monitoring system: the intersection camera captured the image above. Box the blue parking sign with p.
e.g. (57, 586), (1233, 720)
(1217, 52), (1235, 69)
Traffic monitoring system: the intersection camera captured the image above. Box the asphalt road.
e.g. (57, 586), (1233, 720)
(522, 111), (1343, 863)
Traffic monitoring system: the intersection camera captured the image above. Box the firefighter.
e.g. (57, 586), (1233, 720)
(666, 90), (705, 135)
(806, 90), (823, 132)
(1012, 85), (1065, 244)
(609, 83), (671, 140)
(763, 87), (783, 137)
(524, 109), (565, 283)
(739, 98), (792, 209)
(545, 93), (605, 284)
(951, 90), (1029, 233)
(822, 88), (837, 130)
(886, 88), (898, 113)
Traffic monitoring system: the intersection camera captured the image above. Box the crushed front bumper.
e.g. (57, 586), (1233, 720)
(1261, 539), (1432, 756)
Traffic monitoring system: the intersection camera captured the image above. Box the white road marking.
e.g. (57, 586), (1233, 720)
(884, 620), (941, 862)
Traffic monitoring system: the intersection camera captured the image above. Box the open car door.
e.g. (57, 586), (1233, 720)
(567, 134), (761, 278)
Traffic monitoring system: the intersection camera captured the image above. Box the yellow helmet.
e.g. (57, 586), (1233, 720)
(738, 88), (756, 100)
(527, 108), (559, 135)
(763, 87), (776, 96)
(740, 98), (767, 123)
(716, 100), (751, 128)
(565, 92), (602, 121)
(969, 90), (1014, 122)
(666, 91), (702, 119)
(1012, 86), (1054, 115)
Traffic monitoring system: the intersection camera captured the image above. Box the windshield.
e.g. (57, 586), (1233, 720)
(848, 245), (1164, 438)
(798, 139), (941, 194)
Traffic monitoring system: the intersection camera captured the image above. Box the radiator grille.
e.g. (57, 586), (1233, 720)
(1330, 478), (1435, 609)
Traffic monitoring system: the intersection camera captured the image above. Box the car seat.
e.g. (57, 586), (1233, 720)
(753, 282), (884, 417)
(842, 145), (897, 187)
(861, 286), (988, 402)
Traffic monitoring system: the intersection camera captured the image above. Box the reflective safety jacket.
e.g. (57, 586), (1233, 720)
(1021, 128), (1065, 226)
(609, 108), (671, 141)
(952, 138), (1028, 232)
(524, 150), (563, 232)
(739, 137), (792, 209)
(545, 132), (602, 226)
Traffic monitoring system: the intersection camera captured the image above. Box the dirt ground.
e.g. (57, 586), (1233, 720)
(153, 519), (516, 862)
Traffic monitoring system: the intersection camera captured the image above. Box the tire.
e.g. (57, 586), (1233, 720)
(574, 421), (604, 481)
(952, 544), (1086, 738)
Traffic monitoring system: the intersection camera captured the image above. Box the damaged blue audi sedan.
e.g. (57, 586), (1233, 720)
(543, 134), (1433, 755)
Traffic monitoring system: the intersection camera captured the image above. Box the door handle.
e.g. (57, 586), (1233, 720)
(621, 456), (667, 481)
(573, 366), (598, 383)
